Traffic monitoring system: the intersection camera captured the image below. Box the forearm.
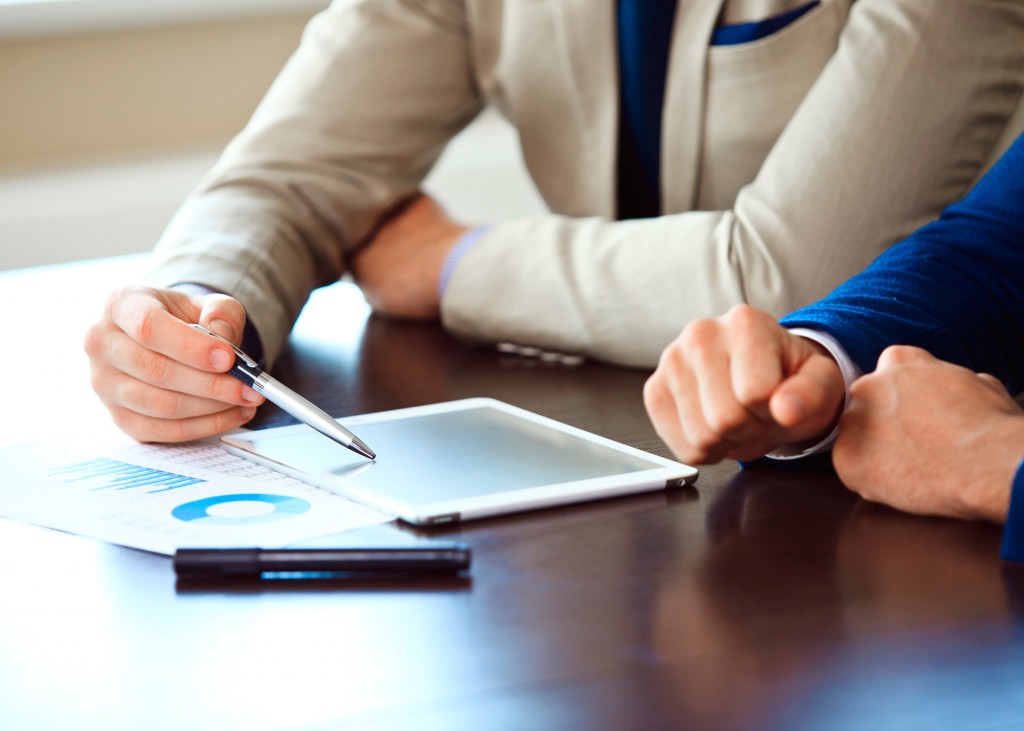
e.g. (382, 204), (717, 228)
(442, 212), (743, 367)
(146, 0), (481, 366)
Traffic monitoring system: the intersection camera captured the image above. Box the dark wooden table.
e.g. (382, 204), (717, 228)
(1, 260), (1022, 731)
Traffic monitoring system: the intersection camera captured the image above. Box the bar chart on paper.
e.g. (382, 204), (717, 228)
(0, 438), (390, 555)
(50, 458), (206, 493)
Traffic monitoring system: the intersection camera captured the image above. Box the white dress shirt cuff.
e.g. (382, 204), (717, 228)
(765, 327), (863, 460)
(439, 226), (490, 297)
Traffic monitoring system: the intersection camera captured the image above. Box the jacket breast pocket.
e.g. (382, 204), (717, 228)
(697, 0), (850, 210)
(712, 1), (822, 46)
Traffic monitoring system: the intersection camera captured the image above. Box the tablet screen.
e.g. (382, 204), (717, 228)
(241, 405), (663, 505)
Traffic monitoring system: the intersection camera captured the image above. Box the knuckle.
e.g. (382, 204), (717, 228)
(642, 374), (667, 412)
(128, 306), (159, 348)
(878, 344), (918, 367)
(151, 417), (191, 444)
(207, 374), (238, 404)
(879, 345), (906, 363)
(118, 380), (149, 413)
(679, 318), (717, 350)
(203, 295), (247, 340)
(149, 388), (186, 419)
(724, 303), (762, 330)
(210, 293), (245, 319)
(82, 323), (105, 359)
(656, 339), (687, 376)
(150, 425), (181, 444)
(103, 286), (131, 315)
(133, 348), (174, 387)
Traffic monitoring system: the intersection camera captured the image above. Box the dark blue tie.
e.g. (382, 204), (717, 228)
(617, 0), (679, 220)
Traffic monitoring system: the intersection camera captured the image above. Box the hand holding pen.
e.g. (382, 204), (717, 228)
(84, 286), (267, 443)
(85, 286), (375, 457)
(191, 324), (375, 460)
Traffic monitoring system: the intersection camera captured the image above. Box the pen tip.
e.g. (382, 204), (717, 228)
(350, 437), (376, 461)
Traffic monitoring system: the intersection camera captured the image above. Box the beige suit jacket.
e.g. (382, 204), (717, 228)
(147, 0), (1024, 368)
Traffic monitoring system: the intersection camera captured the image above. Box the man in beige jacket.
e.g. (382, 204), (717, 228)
(85, 0), (1024, 443)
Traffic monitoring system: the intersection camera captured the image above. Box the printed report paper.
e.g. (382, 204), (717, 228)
(0, 436), (391, 555)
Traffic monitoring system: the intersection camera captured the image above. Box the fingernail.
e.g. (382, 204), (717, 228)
(210, 348), (232, 370)
(242, 386), (263, 404)
(241, 407), (256, 419)
(209, 318), (234, 341)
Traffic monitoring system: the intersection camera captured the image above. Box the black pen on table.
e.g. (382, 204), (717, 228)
(174, 545), (472, 579)
(190, 323), (375, 460)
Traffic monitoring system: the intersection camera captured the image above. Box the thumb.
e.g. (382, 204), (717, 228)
(196, 293), (247, 346)
(769, 349), (845, 437)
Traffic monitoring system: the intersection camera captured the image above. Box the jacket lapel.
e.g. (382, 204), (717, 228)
(662, 0), (726, 213)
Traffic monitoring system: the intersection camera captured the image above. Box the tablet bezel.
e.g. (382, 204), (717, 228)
(220, 398), (698, 525)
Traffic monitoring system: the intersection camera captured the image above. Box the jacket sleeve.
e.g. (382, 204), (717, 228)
(780, 132), (1024, 394)
(144, 0), (481, 366)
(441, 0), (1024, 367)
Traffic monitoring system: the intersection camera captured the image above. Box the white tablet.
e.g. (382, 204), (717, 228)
(221, 398), (698, 525)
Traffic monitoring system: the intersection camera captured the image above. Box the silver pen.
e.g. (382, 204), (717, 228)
(190, 323), (375, 460)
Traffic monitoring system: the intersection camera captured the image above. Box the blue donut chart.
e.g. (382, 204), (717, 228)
(171, 493), (311, 525)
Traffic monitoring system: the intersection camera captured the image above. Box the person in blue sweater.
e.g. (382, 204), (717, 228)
(643, 132), (1024, 561)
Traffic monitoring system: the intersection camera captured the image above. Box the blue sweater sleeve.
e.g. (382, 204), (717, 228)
(780, 133), (1024, 393)
(1000, 460), (1024, 563)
